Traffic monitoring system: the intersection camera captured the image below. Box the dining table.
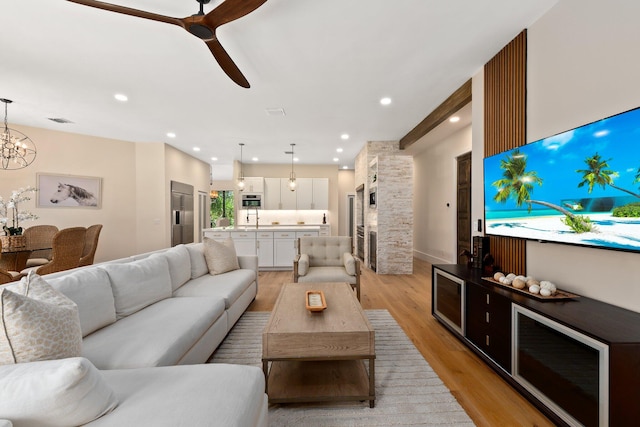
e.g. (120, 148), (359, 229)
(0, 243), (52, 272)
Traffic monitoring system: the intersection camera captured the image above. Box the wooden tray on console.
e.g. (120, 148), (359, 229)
(481, 277), (579, 301)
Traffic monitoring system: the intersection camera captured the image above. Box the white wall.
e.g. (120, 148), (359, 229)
(524, 0), (640, 312)
(413, 125), (472, 264)
(0, 125), (209, 263)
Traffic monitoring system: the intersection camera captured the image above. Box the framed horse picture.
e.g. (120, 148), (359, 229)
(37, 173), (102, 208)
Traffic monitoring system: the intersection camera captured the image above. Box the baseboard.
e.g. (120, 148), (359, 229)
(413, 249), (451, 266)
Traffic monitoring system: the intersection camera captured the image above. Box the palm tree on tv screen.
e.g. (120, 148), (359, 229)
(492, 149), (594, 232)
(576, 152), (640, 198)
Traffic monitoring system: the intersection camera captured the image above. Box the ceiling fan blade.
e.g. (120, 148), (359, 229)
(66, 0), (184, 28)
(204, 0), (268, 28)
(205, 38), (250, 88)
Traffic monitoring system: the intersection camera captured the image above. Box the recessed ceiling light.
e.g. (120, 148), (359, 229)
(342, 165), (348, 170)
(294, 157), (299, 162)
(336, 148), (343, 153)
(252, 157), (259, 162)
(166, 132), (176, 138)
(211, 157), (218, 161)
(114, 93), (128, 102)
(380, 97), (392, 106)
(341, 133), (349, 140)
(333, 157), (339, 162)
(449, 116), (460, 123)
(193, 147), (201, 152)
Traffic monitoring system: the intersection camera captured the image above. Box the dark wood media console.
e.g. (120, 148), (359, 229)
(432, 264), (640, 427)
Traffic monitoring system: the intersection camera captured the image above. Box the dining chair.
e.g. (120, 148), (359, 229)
(21, 227), (87, 276)
(23, 225), (59, 268)
(79, 224), (103, 267)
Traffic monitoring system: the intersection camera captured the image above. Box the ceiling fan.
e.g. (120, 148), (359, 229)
(67, 0), (268, 88)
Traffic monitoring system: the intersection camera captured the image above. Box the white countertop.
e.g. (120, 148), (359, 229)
(204, 224), (327, 232)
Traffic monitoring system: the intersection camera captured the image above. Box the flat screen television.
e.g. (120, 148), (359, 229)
(484, 106), (640, 253)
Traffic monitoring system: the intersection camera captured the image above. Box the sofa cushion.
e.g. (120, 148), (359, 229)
(203, 237), (240, 275)
(82, 297), (225, 369)
(299, 236), (353, 267)
(0, 274), (81, 365)
(87, 364), (265, 427)
(0, 357), (118, 427)
(46, 267), (116, 337)
(172, 268), (256, 309)
(101, 256), (172, 319)
(297, 266), (357, 285)
(150, 245), (191, 292)
(185, 243), (209, 279)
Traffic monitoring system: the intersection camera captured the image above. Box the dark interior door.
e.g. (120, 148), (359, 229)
(456, 152), (471, 264)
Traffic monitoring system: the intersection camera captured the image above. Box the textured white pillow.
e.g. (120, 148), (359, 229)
(0, 357), (118, 426)
(343, 252), (356, 276)
(101, 255), (172, 319)
(203, 237), (240, 275)
(0, 274), (82, 365)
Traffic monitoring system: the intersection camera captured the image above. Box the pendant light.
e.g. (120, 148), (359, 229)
(237, 143), (245, 192)
(288, 143), (296, 191)
(1, 99), (37, 170)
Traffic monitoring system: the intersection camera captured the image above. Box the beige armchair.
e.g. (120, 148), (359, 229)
(293, 236), (361, 301)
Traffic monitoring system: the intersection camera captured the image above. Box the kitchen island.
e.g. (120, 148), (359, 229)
(203, 224), (330, 270)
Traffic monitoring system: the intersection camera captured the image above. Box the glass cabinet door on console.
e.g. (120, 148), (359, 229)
(432, 269), (464, 335)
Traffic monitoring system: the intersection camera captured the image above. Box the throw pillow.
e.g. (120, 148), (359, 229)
(0, 357), (118, 426)
(343, 252), (356, 276)
(203, 237), (240, 275)
(297, 254), (309, 276)
(0, 273), (82, 365)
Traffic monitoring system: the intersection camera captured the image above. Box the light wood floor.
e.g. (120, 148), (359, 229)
(248, 258), (555, 427)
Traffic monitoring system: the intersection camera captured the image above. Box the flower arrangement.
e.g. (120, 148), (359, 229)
(0, 186), (38, 236)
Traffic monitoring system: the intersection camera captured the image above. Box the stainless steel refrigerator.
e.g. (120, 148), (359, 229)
(171, 181), (194, 247)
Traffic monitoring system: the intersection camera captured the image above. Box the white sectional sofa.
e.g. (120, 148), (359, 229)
(0, 242), (267, 427)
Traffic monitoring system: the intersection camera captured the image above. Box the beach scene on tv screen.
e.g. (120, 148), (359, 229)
(484, 107), (640, 252)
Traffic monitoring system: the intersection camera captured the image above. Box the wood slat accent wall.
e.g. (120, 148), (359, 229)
(484, 30), (527, 275)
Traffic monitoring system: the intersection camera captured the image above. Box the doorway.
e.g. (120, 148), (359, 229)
(456, 152), (472, 263)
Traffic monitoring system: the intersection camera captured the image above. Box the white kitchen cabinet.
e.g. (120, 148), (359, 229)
(296, 230), (319, 238)
(319, 225), (331, 236)
(273, 231), (296, 268)
(279, 179), (297, 210)
(264, 178), (281, 210)
(295, 178), (313, 209)
(229, 231), (256, 257)
(256, 231), (274, 267)
(295, 178), (328, 210)
(202, 230), (230, 241)
(312, 178), (329, 210)
(242, 177), (264, 193)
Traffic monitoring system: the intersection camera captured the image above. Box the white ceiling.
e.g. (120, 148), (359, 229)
(1, 0), (556, 179)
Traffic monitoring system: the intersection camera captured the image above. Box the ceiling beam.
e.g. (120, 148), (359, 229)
(399, 79), (472, 150)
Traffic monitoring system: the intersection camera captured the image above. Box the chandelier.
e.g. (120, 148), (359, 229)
(287, 143), (296, 191)
(237, 143), (245, 192)
(1, 99), (37, 170)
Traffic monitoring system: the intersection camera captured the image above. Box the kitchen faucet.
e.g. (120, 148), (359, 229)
(246, 207), (259, 229)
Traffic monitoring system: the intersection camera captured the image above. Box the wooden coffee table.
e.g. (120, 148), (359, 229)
(262, 282), (376, 407)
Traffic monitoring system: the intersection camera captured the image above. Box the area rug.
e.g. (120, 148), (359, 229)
(209, 310), (474, 426)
